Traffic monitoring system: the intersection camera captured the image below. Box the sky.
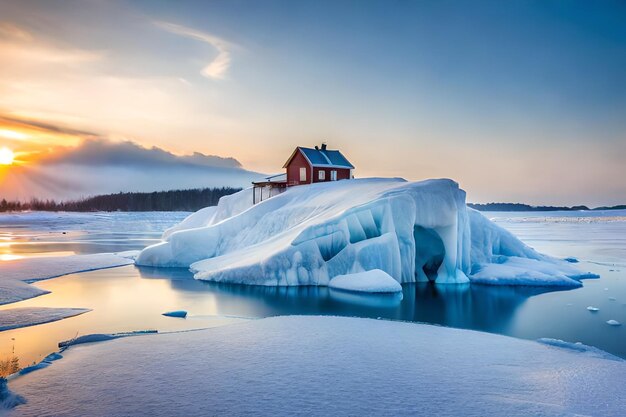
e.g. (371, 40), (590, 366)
(0, 0), (625, 205)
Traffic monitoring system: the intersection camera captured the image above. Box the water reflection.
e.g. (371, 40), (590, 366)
(328, 289), (404, 308)
(1, 261), (623, 370)
(137, 266), (561, 334)
(1, 234), (162, 258)
(403, 283), (570, 332)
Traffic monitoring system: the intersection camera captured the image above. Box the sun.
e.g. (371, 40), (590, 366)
(0, 147), (15, 165)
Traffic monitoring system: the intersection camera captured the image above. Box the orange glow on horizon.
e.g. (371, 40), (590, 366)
(0, 118), (86, 168)
(0, 129), (28, 141)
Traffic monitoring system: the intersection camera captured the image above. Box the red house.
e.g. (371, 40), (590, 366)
(252, 144), (355, 203)
(283, 143), (354, 185)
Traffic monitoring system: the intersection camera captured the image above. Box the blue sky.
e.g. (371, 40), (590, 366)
(0, 0), (624, 205)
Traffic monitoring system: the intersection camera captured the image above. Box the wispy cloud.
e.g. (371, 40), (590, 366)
(39, 137), (242, 168)
(0, 113), (102, 138)
(154, 21), (233, 79)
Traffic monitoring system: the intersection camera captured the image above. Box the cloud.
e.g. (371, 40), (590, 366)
(0, 113), (102, 138)
(154, 21), (233, 79)
(41, 138), (243, 169)
(0, 18), (240, 159)
(0, 136), (258, 200)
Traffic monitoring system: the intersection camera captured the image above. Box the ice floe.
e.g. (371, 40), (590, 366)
(0, 308), (90, 332)
(329, 269), (402, 293)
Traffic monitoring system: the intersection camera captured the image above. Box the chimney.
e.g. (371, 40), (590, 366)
(321, 143), (327, 150)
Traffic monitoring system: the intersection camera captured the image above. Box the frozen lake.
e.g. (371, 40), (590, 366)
(0, 210), (625, 368)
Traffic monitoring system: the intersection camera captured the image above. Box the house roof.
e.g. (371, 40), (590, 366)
(283, 146), (355, 169)
(260, 173), (286, 183)
(252, 173), (287, 186)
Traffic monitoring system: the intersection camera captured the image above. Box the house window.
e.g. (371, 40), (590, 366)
(300, 167), (307, 182)
(319, 170), (325, 181)
(331, 170), (337, 181)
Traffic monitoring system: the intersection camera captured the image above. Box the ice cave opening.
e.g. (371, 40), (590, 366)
(414, 225), (446, 282)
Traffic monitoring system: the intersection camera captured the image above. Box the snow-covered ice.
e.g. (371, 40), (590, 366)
(0, 308), (89, 331)
(329, 269), (402, 293)
(587, 306), (599, 312)
(17, 352), (63, 376)
(536, 338), (623, 361)
(162, 207), (216, 239)
(7, 316), (626, 416)
(0, 252), (138, 304)
(137, 178), (595, 288)
(57, 330), (158, 349)
(0, 378), (24, 409)
(607, 320), (621, 326)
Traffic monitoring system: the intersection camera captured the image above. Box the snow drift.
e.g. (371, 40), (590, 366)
(136, 178), (595, 287)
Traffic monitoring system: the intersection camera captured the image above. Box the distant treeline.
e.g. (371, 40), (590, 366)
(468, 202), (626, 212)
(0, 187), (242, 212)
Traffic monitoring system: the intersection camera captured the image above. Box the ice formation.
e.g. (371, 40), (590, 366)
(137, 178), (596, 287)
(329, 269), (402, 293)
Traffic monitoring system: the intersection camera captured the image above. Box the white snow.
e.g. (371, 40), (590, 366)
(17, 352), (63, 376)
(469, 257), (585, 287)
(329, 269), (402, 293)
(0, 308), (90, 331)
(57, 330), (158, 349)
(0, 252), (138, 305)
(467, 208), (597, 286)
(162, 207), (217, 239)
(137, 178), (595, 288)
(7, 316), (626, 416)
(536, 338), (623, 361)
(607, 320), (621, 326)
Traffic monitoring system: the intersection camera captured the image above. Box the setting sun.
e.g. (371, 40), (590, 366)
(0, 147), (15, 165)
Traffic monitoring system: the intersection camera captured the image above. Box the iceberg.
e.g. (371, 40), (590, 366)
(137, 178), (596, 287)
